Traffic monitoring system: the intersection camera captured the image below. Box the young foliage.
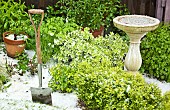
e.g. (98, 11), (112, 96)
(40, 17), (80, 63)
(16, 52), (37, 75)
(49, 64), (77, 93)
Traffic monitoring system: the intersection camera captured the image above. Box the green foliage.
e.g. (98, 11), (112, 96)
(49, 30), (127, 92)
(16, 52), (29, 75)
(0, 0), (28, 41)
(49, 59), (164, 109)
(162, 91), (170, 109)
(140, 24), (170, 82)
(5, 52), (37, 76)
(9, 17), (35, 50)
(10, 14), (41, 50)
(49, 64), (77, 93)
(40, 17), (80, 63)
(75, 61), (163, 110)
(52, 28), (127, 67)
(49, 57), (113, 93)
(0, 0), (35, 50)
(0, 65), (9, 91)
(16, 52), (37, 75)
(8, 14), (30, 35)
(53, 0), (129, 31)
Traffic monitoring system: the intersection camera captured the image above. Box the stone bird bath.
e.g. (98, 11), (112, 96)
(113, 15), (160, 72)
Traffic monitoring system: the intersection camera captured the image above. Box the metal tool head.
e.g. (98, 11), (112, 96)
(30, 87), (52, 105)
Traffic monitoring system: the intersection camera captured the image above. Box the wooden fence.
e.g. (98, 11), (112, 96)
(121, 0), (156, 17)
(122, 0), (170, 23)
(155, 0), (170, 23)
(15, 0), (58, 10)
(16, 0), (170, 23)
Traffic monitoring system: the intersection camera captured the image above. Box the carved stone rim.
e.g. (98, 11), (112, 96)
(113, 15), (160, 27)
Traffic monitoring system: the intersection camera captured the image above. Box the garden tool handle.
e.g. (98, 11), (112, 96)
(28, 9), (44, 64)
(28, 9), (44, 14)
(28, 9), (44, 87)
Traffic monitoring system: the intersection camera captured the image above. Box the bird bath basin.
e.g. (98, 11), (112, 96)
(113, 15), (160, 72)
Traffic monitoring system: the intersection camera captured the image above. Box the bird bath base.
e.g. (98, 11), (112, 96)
(113, 15), (160, 72)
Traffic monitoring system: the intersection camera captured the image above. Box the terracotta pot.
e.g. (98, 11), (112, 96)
(3, 31), (29, 58)
(90, 26), (104, 38)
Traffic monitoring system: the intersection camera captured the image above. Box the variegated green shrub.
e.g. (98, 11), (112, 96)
(49, 29), (128, 93)
(52, 28), (127, 68)
(75, 61), (163, 110)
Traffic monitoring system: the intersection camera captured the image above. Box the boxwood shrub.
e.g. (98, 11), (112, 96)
(50, 59), (164, 109)
(75, 61), (163, 110)
(49, 64), (77, 93)
(140, 24), (170, 82)
(49, 57), (113, 93)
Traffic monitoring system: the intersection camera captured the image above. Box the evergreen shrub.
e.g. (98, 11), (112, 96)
(75, 61), (163, 110)
(140, 24), (170, 82)
(49, 29), (127, 92)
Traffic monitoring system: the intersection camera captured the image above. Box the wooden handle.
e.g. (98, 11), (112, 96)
(28, 9), (44, 14)
(28, 9), (44, 64)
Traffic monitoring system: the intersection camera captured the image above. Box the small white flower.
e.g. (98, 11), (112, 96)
(48, 43), (51, 46)
(66, 17), (68, 23)
(49, 32), (54, 36)
(54, 39), (59, 44)
(126, 85), (131, 93)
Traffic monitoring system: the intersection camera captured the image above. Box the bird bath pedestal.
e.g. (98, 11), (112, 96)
(113, 15), (160, 72)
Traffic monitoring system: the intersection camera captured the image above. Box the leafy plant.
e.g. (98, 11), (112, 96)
(49, 57), (113, 93)
(16, 52), (29, 75)
(74, 61), (163, 110)
(53, 0), (129, 31)
(0, 65), (9, 91)
(0, 0), (36, 49)
(9, 11), (36, 50)
(0, 0), (28, 41)
(40, 17), (80, 63)
(162, 91), (170, 109)
(52, 28), (127, 67)
(16, 52), (37, 75)
(140, 24), (170, 82)
(49, 64), (77, 93)
(50, 59), (164, 109)
(5, 52), (37, 76)
(49, 29), (127, 92)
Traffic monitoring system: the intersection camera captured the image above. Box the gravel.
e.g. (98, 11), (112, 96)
(119, 16), (155, 25)
(0, 99), (60, 110)
(5, 34), (28, 40)
(144, 74), (170, 95)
